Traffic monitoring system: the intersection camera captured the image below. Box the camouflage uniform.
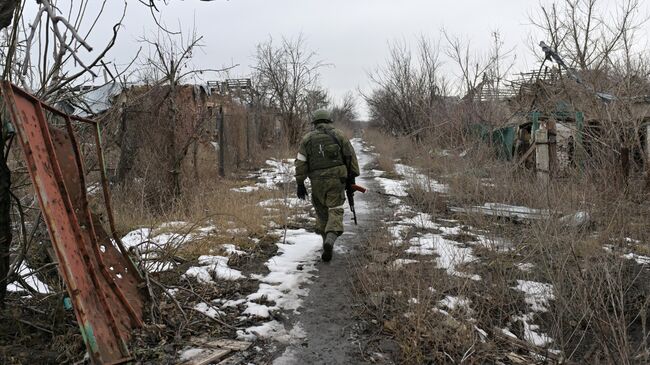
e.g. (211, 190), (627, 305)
(295, 120), (360, 239)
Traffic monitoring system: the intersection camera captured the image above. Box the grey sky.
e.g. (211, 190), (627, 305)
(24, 1), (650, 119)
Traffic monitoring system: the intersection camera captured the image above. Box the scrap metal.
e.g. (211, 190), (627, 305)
(1, 82), (144, 364)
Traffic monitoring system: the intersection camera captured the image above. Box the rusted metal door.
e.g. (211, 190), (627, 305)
(1, 82), (144, 364)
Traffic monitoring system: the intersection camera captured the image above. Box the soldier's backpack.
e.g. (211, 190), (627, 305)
(307, 128), (345, 171)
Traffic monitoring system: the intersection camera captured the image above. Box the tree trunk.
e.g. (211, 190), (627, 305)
(0, 135), (12, 308)
(0, 0), (17, 30)
(620, 146), (630, 188)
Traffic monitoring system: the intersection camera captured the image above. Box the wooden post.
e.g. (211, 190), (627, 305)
(547, 120), (557, 176)
(0, 130), (11, 308)
(217, 106), (225, 177)
(646, 124), (650, 164)
(646, 124), (650, 189)
(246, 111), (251, 161)
(535, 128), (550, 184)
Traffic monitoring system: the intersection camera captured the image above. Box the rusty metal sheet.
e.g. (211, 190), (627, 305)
(1, 82), (144, 364)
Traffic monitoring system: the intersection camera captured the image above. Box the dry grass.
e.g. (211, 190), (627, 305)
(358, 128), (650, 364)
(110, 150), (297, 260)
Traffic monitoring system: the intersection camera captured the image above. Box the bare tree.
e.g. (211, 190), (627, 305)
(531, 0), (644, 72)
(253, 35), (325, 144)
(442, 30), (495, 98)
(530, 0), (650, 186)
(365, 37), (447, 141)
(0, 1), (126, 307)
(332, 92), (358, 124)
(1, 1), (127, 101)
(115, 29), (235, 200)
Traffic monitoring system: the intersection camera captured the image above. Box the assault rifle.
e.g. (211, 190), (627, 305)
(347, 184), (367, 225)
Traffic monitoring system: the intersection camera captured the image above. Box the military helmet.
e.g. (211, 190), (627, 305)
(311, 109), (333, 124)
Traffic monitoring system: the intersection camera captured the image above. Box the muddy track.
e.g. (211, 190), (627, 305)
(270, 140), (388, 365)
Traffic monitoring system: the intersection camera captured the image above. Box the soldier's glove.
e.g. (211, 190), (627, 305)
(345, 177), (356, 191)
(297, 183), (308, 200)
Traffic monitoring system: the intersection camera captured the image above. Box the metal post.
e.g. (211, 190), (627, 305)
(217, 106), (225, 177)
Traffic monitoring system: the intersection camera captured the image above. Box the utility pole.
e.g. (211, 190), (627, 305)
(217, 106), (225, 177)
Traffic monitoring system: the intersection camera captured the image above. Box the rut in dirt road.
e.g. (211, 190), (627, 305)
(271, 139), (385, 365)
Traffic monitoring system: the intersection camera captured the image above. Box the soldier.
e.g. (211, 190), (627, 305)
(295, 109), (360, 262)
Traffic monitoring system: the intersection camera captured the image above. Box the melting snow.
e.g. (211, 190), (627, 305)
(178, 348), (205, 362)
(439, 295), (472, 312)
(391, 258), (418, 269)
(515, 313), (554, 347)
(375, 177), (409, 197)
(6, 263), (51, 294)
(406, 234), (480, 281)
(513, 280), (556, 348)
(514, 280), (554, 312)
(238, 229), (322, 339)
(622, 253), (650, 265)
(402, 212), (439, 230)
(121, 223), (229, 273)
(194, 302), (225, 318)
(259, 198), (310, 209)
(231, 186), (260, 193)
(252, 159), (295, 189)
(222, 244), (246, 256)
(394, 163), (448, 193)
(183, 255), (243, 282)
(516, 263), (535, 272)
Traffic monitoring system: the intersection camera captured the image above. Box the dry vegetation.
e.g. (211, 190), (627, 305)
(354, 1), (650, 362)
(1, 0), (650, 363)
(357, 122), (650, 363)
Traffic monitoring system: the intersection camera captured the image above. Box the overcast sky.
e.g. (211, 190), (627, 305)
(24, 0), (650, 119)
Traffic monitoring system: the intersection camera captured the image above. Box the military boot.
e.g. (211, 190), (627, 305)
(322, 232), (337, 262)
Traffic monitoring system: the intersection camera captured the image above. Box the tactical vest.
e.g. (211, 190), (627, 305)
(307, 130), (345, 171)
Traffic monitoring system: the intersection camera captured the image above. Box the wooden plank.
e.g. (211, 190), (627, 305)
(189, 337), (251, 351)
(205, 339), (251, 352)
(218, 352), (247, 365)
(179, 348), (231, 365)
(515, 143), (537, 168)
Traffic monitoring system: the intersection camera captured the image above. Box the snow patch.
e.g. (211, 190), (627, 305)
(391, 258), (418, 269)
(375, 177), (409, 197)
(194, 302), (225, 318)
(514, 280), (554, 312)
(249, 159), (295, 190)
(515, 313), (554, 347)
(406, 234), (480, 281)
(178, 348), (205, 362)
(231, 185), (260, 193)
(394, 163), (448, 193)
(183, 255), (243, 283)
(240, 229), (322, 338)
(439, 295), (472, 312)
(623, 252), (650, 265)
(6, 263), (51, 294)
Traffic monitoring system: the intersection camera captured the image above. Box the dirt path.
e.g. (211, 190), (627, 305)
(270, 139), (386, 365)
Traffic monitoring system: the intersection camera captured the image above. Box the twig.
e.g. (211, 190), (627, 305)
(16, 318), (53, 334)
(149, 277), (187, 321)
(185, 305), (236, 330)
